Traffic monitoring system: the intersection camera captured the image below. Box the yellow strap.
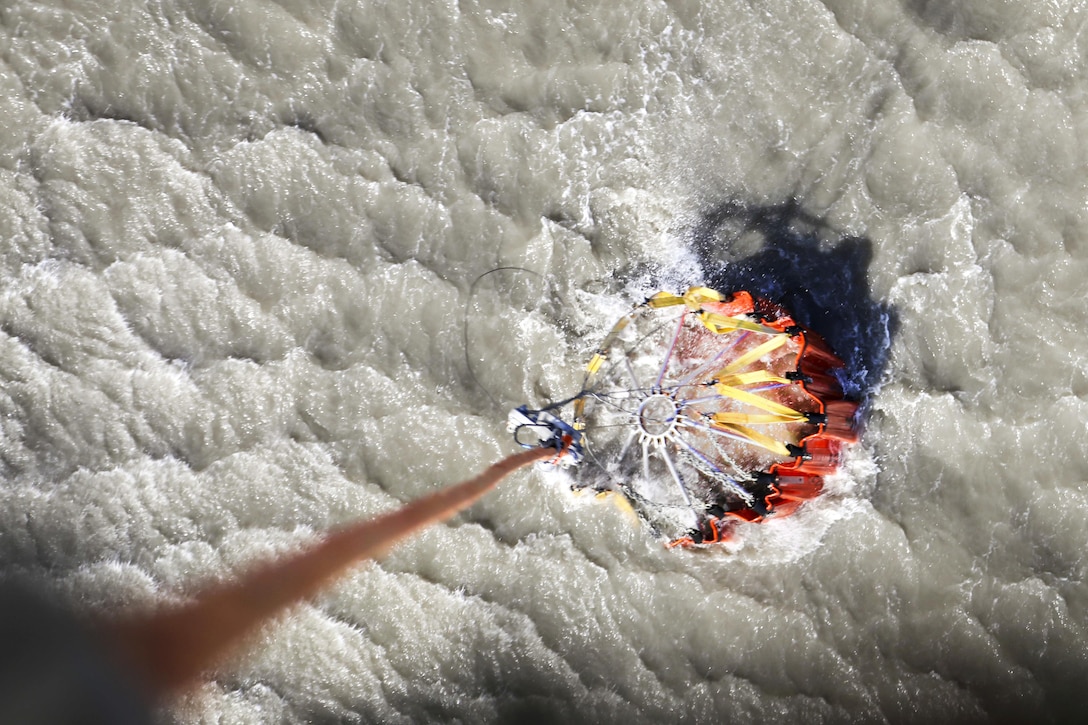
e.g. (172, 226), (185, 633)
(598, 314), (632, 347)
(715, 370), (793, 387)
(716, 334), (789, 375)
(595, 490), (639, 522)
(710, 422), (793, 457)
(682, 286), (724, 309)
(711, 411), (806, 425)
(583, 314), (634, 374)
(713, 384), (806, 420)
(573, 398), (586, 423)
(698, 311), (780, 335)
(646, 291), (685, 309)
(648, 287), (726, 310)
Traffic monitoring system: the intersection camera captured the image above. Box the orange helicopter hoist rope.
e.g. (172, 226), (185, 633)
(104, 447), (551, 696)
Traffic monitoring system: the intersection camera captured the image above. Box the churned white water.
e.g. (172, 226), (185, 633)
(2, 0), (1087, 722)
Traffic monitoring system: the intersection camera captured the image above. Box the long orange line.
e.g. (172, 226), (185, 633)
(106, 447), (551, 696)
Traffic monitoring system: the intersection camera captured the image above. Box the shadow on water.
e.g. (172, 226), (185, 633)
(688, 200), (897, 410)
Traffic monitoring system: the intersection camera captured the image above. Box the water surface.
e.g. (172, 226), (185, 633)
(1, 1), (1086, 722)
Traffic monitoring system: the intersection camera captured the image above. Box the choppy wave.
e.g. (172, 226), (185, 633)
(1, 0), (1087, 722)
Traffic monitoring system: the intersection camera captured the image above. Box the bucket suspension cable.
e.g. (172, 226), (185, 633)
(508, 286), (859, 546)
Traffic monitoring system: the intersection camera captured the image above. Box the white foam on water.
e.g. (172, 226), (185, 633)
(1, 0), (1087, 722)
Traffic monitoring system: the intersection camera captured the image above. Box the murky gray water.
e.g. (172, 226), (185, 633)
(2, 1), (1087, 722)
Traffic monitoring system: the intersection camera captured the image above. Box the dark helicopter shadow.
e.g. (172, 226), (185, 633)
(688, 200), (897, 410)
